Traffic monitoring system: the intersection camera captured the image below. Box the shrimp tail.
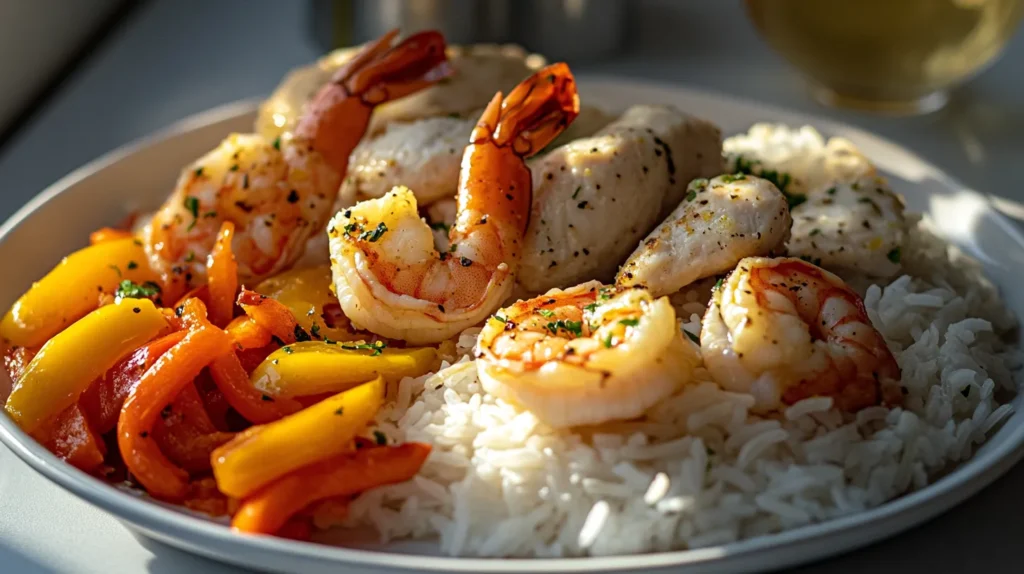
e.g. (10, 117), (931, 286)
(296, 29), (452, 173)
(481, 62), (580, 157)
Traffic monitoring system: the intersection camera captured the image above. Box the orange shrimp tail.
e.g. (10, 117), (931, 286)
(295, 29), (452, 173)
(476, 62), (580, 158)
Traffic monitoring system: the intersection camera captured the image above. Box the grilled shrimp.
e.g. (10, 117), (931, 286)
(477, 281), (699, 428)
(518, 105), (724, 293)
(617, 174), (791, 296)
(328, 63), (580, 345)
(143, 30), (451, 296)
(788, 175), (906, 278)
(701, 256), (902, 412)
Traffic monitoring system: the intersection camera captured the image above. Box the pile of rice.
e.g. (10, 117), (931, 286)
(336, 129), (1021, 558)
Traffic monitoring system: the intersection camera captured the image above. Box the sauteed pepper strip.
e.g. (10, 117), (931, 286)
(211, 375), (385, 499)
(251, 341), (436, 398)
(5, 298), (167, 433)
(1, 237), (161, 347)
(118, 298), (232, 500)
(232, 443), (431, 534)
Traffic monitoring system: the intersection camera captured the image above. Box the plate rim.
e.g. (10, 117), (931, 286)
(1, 77), (1023, 573)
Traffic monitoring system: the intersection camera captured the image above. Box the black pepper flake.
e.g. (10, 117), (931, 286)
(438, 304), (445, 312)
(139, 431), (149, 438)
(262, 395), (274, 402)
(287, 189), (299, 203)
(132, 307), (141, 314)
(460, 256), (472, 267)
(577, 201), (588, 209)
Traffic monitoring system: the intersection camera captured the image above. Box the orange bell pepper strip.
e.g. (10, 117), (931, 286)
(33, 402), (106, 473)
(225, 317), (272, 350)
(237, 290), (298, 345)
(89, 227), (134, 245)
(211, 375), (385, 499)
(206, 222), (238, 328)
(118, 299), (233, 501)
(231, 443), (431, 534)
(80, 331), (186, 434)
(152, 383), (234, 474)
(208, 352), (301, 425)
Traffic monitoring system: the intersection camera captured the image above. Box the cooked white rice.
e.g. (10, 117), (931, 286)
(335, 126), (1021, 558)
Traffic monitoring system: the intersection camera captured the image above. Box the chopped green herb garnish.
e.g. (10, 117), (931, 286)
(184, 196), (200, 230)
(358, 222), (388, 242)
(429, 221), (451, 233)
(545, 319), (583, 337)
(809, 228), (821, 236)
(683, 329), (700, 344)
(184, 251), (196, 262)
(335, 407), (344, 415)
(537, 309), (555, 318)
(294, 325), (311, 342)
(685, 190), (697, 202)
(583, 303), (598, 312)
(194, 167), (204, 177)
(310, 323), (321, 339)
(572, 186), (581, 199)
(619, 318), (640, 327)
(603, 333), (614, 348)
(340, 341), (387, 356)
(115, 279), (160, 300)
(826, 187), (837, 195)
(713, 278), (723, 291)
(719, 173), (746, 183)
(272, 136), (281, 150)
(887, 247), (901, 263)
(373, 430), (388, 445)
(494, 313), (507, 323)
(108, 264), (122, 277)
(785, 192), (807, 210)
(281, 346), (294, 354)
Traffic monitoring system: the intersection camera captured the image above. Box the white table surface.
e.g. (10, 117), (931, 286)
(1, 1), (1022, 572)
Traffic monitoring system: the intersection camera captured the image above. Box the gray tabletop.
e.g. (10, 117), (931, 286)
(1, 1), (1022, 572)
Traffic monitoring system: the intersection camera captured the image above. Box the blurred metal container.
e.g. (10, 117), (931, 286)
(350, 0), (512, 45)
(512, 0), (625, 63)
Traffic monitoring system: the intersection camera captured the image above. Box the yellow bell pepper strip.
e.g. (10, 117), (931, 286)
(251, 341), (436, 398)
(4, 298), (167, 434)
(1, 237), (161, 347)
(255, 266), (356, 342)
(231, 443), (431, 535)
(211, 375), (385, 499)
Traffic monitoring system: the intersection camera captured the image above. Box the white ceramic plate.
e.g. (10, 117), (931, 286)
(1, 78), (1023, 574)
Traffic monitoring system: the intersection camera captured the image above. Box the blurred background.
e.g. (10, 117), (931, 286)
(0, 0), (1021, 216)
